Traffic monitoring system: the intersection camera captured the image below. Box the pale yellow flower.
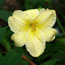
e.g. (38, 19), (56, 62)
(8, 8), (57, 57)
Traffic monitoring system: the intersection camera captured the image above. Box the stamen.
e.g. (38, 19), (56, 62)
(30, 23), (36, 31)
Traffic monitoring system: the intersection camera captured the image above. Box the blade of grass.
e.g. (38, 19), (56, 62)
(57, 17), (65, 36)
(57, 8), (65, 21)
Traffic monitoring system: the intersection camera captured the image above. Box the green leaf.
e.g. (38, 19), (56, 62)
(41, 59), (57, 65)
(0, 53), (3, 60)
(0, 48), (31, 65)
(5, 50), (21, 65)
(0, 27), (11, 51)
(15, 47), (33, 60)
(0, 10), (12, 22)
(0, 27), (7, 41)
(57, 38), (65, 44)
(14, 47), (32, 65)
(0, 49), (22, 65)
(18, 59), (29, 65)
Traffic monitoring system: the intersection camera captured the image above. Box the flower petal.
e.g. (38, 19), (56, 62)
(25, 29), (45, 57)
(43, 28), (57, 42)
(26, 36), (45, 57)
(8, 17), (29, 33)
(11, 32), (26, 47)
(12, 10), (31, 24)
(35, 28), (45, 43)
(24, 9), (39, 19)
(35, 28), (57, 42)
(35, 9), (56, 30)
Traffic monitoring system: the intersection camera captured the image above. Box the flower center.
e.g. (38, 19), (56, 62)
(30, 23), (36, 31)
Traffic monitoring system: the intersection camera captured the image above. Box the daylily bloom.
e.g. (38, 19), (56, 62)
(8, 8), (57, 57)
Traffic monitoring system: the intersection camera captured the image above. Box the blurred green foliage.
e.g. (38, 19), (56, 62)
(0, 10), (12, 22)
(0, 0), (65, 65)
